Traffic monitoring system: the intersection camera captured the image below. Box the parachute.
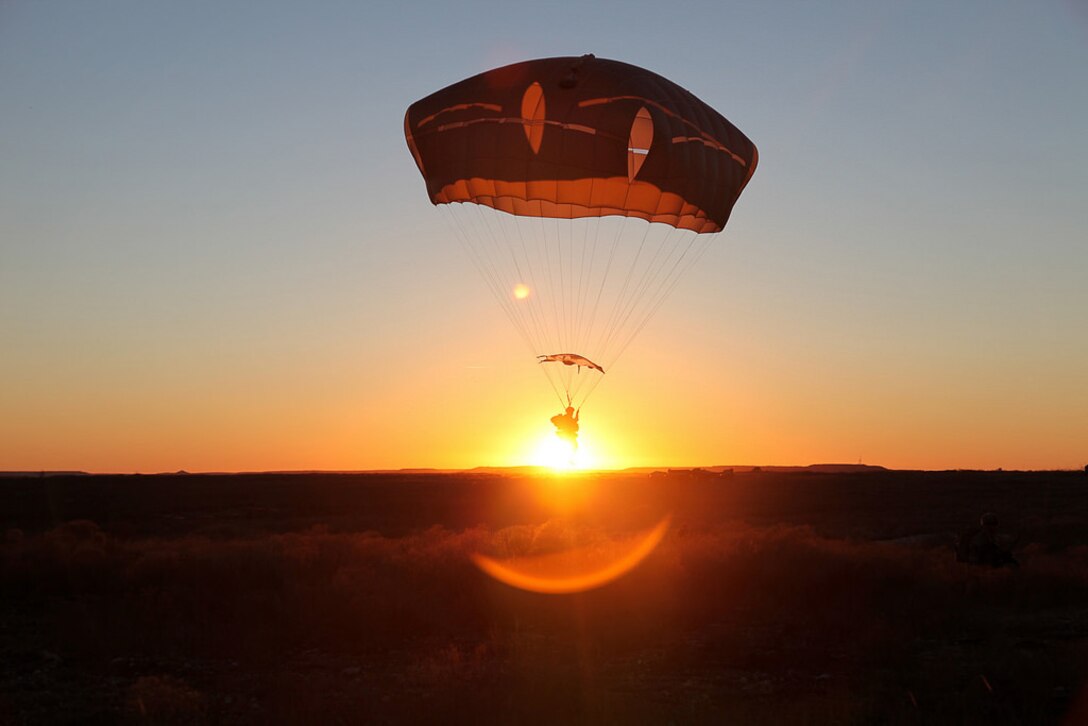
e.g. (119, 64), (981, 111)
(405, 55), (757, 407)
(537, 353), (605, 374)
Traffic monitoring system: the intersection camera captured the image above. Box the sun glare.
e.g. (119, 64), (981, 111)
(512, 283), (530, 300)
(530, 434), (596, 471)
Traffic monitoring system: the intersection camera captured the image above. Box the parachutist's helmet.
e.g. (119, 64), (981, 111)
(980, 512), (998, 528)
(566, 406), (575, 415)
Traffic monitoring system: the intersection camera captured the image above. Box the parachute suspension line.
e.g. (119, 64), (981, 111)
(564, 214), (575, 355)
(444, 206), (510, 330)
(554, 214), (574, 398)
(628, 226), (696, 337)
(506, 209), (556, 357)
(606, 230), (696, 366)
(444, 206), (717, 414)
(484, 203), (552, 356)
(564, 217), (582, 400)
(466, 204), (538, 351)
(529, 212), (562, 371)
(570, 218), (596, 402)
(568, 357), (595, 405)
(643, 231), (714, 335)
(552, 222), (613, 409)
(598, 223), (677, 358)
(596, 222), (686, 363)
(452, 204), (570, 409)
(442, 205), (536, 358)
(545, 212), (572, 398)
(566, 218), (577, 350)
(573, 179), (603, 354)
(581, 218), (626, 362)
(563, 214), (575, 360)
(576, 215), (604, 355)
(587, 164), (652, 365)
(489, 210), (574, 411)
(578, 223), (699, 410)
(611, 231), (717, 369)
(564, 221), (602, 408)
(447, 205), (534, 351)
(482, 203), (558, 360)
(542, 365), (569, 409)
(581, 160), (653, 369)
(573, 215), (595, 353)
(596, 218), (653, 361)
(562, 218), (639, 408)
(534, 207), (565, 356)
(553, 214), (568, 354)
(566, 216), (617, 407)
(536, 212), (563, 354)
(576, 358), (608, 404)
(510, 207), (568, 406)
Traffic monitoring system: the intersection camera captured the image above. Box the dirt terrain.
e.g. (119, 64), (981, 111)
(1, 469), (1086, 724)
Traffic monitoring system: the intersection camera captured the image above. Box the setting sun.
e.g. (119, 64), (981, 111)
(512, 283), (530, 300)
(529, 433), (596, 471)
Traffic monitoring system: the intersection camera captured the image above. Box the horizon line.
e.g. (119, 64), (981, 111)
(3, 463), (1085, 478)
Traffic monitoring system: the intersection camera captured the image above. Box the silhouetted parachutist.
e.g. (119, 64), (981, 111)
(550, 406), (579, 451)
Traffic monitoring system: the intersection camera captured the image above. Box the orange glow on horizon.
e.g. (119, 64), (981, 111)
(471, 516), (670, 594)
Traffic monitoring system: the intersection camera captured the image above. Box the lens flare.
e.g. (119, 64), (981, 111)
(472, 516), (671, 594)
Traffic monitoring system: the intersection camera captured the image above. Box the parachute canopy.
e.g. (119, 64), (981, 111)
(404, 55), (758, 234)
(537, 353), (605, 374)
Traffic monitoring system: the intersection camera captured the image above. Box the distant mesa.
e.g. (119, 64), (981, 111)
(648, 464), (887, 478)
(805, 463), (888, 474)
(661, 468), (716, 477)
(0, 471), (88, 479)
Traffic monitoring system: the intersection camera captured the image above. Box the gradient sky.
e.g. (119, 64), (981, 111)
(2, 1), (1086, 472)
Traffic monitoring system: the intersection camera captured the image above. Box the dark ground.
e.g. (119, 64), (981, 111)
(1, 469), (1086, 724)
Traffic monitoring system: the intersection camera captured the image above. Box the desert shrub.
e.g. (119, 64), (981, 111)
(124, 675), (205, 725)
(0, 519), (122, 597)
(4, 519), (1088, 656)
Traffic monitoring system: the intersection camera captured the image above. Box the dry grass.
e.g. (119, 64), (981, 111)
(3, 507), (1088, 723)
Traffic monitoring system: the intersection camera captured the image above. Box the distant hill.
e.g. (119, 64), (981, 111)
(634, 464), (889, 475)
(0, 465), (892, 479)
(801, 464), (888, 474)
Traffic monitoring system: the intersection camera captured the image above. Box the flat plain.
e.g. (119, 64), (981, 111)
(1, 469), (1086, 724)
